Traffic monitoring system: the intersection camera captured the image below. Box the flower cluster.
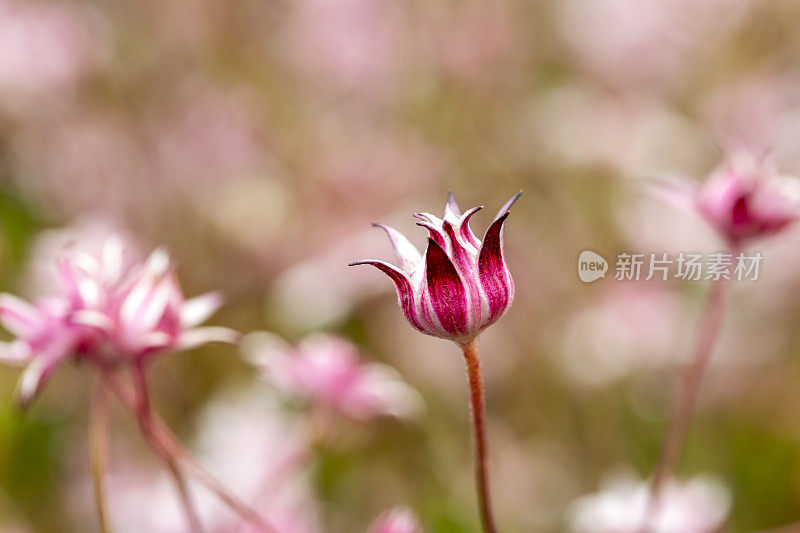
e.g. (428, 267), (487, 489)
(0, 235), (236, 408)
(350, 192), (520, 344)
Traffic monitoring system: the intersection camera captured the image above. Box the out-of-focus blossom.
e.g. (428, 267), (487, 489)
(704, 74), (800, 161)
(430, 1), (517, 84)
(10, 111), (147, 219)
(283, 0), (404, 97)
(654, 152), (800, 247)
(367, 507), (423, 533)
(557, 0), (750, 90)
(350, 192), (520, 344)
(147, 84), (266, 187)
(0, 233), (237, 408)
(569, 473), (730, 533)
(0, 0), (102, 104)
(246, 333), (422, 421)
(560, 284), (688, 386)
(533, 86), (705, 175)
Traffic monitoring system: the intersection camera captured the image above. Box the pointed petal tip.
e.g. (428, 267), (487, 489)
(445, 191), (463, 218)
(495, 191), (522, 220)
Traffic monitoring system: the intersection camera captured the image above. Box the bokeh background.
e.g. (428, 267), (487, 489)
(3, 0), (800, 531)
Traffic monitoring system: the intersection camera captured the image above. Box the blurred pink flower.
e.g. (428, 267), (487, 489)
(0, 0), (100, 100)
(367, 507), (423, 533)
(560, 284), (688, 386)
(284, 0), (404, 96)
(350, 192), (520, 344)
(246, 333), (421, 421)
(654, 152), (800, 247)
(432, 1), (517, 84)
(0, 233), (237, 408)
(147, 84), (266, 187)
(558, 0), (750, 90)
(569, 473), (730, 533)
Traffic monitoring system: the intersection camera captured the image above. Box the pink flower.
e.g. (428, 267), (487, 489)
(367, 507), (423, 533)
(246, 333), (421, 421)
(654, 152), (800, 247)
(0, 234), (237, 408)
(569, 473), (730, 533)
(350, 192), (520, 344)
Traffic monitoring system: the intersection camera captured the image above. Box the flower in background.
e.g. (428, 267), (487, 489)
(569, 473), (730, 533)
(0, 0), (102, 103)
(368, 507), (423, 533)
(0, 233), (237, 408)
(654, 151), (800, 247)
(246, 333), (421, 421)
(350, 192), (520, 344)
(284, 0), (404, 97)
(560, 284), (688, 386)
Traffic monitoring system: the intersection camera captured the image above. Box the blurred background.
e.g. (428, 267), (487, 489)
(3, 0), (800, 531)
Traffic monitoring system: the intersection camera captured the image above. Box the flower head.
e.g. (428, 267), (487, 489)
(349, 192), (520, 344)
(247, 332), (421, 421)
(655, 152), (800, 247)
(0, 234), (237, 408)
(367, 507), (423, 533)
(569, 473), (730, 533)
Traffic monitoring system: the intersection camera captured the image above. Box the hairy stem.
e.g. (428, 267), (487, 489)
(462, 338), (498, 533)
(90, 381), (111, 533)
(643, 277), (732, 530)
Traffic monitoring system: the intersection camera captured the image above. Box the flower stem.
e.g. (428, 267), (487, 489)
(644, 277), (732, 529)
(102, 369), (275, 533)
(462, 338), (498, 533)
(90, 381), (111, 533)
(131, 364), (204, 533)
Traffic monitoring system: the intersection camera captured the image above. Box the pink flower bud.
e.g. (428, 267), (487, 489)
(350, 192), (520, 344)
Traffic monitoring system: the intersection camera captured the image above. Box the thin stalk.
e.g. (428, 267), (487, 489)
(131, 365), (204, 533)
(102, 369), (274, 533)
(90, 381), (111, 533)
(643, 276), (732, 530)
(462, 338), (498, 533)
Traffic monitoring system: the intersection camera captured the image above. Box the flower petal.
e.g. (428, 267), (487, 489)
(348, 260), (424, 332)
(424, 239), (468, 337)
(373, 224), (422, 274)
(479, 212), (514, 322)
(177, 326), (240, 350)
(0, 294), (43, 338)
(0, 341), (31, 365)
(459, 206), (483, 248)
(14, 333), (76, 410)
(71, 309), (114, 331)
(412, 213), (447, 249)
(180, 292), (223, 328)
(493, 190), (522, 221)
(444, 191), (462, 220)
